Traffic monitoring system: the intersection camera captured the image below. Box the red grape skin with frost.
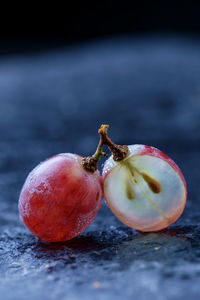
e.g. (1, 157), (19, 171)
(19, 153), (103, 242)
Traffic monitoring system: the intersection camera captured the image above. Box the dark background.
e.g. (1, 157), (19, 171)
(1, 2), (200, 54)
(1, 3), (200, 300)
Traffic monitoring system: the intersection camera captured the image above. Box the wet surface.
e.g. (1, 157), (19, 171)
(0, 35), (200, 299)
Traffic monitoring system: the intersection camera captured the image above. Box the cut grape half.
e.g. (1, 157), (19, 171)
(103, 145), (187, 232)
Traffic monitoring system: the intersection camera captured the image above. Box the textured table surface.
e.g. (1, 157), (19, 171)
(0, 35), (200, 300)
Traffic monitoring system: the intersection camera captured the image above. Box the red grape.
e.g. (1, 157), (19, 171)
(99, 125), (187, 232)
(19, 153), (103, 242)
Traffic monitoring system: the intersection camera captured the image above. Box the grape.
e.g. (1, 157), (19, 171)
(19, 153), (103, 242)
(100, 125), (187, 232)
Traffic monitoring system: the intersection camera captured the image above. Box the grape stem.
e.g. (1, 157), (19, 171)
(82, 124), (128, 173)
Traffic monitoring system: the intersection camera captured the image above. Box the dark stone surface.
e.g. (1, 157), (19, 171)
(1, 35), (200, 299)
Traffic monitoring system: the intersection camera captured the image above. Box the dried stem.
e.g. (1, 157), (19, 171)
(98, 125), (128, 162)
(82, 124), (128, 173)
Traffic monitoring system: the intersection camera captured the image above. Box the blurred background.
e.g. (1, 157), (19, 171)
(1, 2), (200, 299)
(0, 2), (199, 204)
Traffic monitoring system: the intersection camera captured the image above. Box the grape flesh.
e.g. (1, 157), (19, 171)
(19, 153), (103, 242)
(103, 145), (187, 232)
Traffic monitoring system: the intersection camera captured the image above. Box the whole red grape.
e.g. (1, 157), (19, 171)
(19, 153), (103, 242)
